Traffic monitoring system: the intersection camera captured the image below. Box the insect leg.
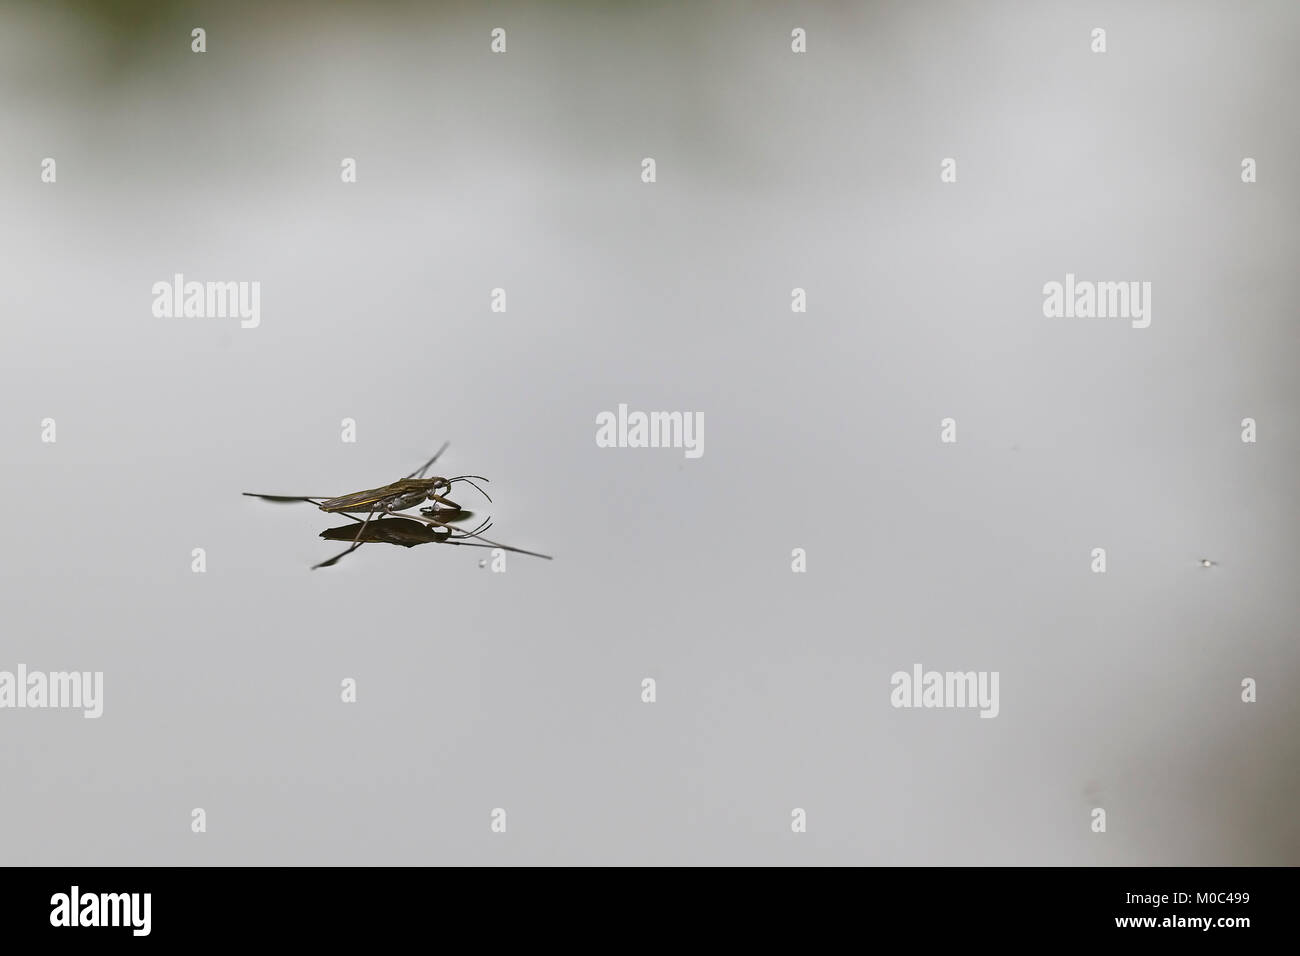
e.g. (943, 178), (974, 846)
(401, 508), (473, 532)
(242, 494), (331, 504)
(349, 506), (382, 545)
(406, 442), (450, 479)
(311, 509), (388, 569)
(423, 491), (464, 513)
(334, 511), (395, 525)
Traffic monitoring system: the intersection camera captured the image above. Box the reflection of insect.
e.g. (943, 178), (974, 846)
(244, 442), (551, 569)
(315, 515), (552, 569)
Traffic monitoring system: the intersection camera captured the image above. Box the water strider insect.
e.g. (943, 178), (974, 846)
(244, 442), (552, 568)
(244, 441), (478, 518)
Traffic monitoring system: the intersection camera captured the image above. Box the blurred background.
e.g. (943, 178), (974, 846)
(0, 0), (1297, 865)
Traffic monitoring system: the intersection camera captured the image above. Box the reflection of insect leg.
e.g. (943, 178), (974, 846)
(312, 541), (366, 570)
(437, 538), (552, 560)
(408, 510), (493, 541)
(409, 509), (552, 560)
(312, 507), (392, 570)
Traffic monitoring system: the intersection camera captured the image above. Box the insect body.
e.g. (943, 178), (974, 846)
(245, 443), (486, 520)
(313, 476), (468, 516)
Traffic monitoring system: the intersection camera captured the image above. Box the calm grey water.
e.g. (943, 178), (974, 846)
(0, 0), (1297, 865)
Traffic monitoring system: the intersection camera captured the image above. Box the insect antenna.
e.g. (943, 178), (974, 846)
(447, 476), (493, 504)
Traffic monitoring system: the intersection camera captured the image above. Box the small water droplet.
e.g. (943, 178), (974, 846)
(478, 559), (487, 568)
